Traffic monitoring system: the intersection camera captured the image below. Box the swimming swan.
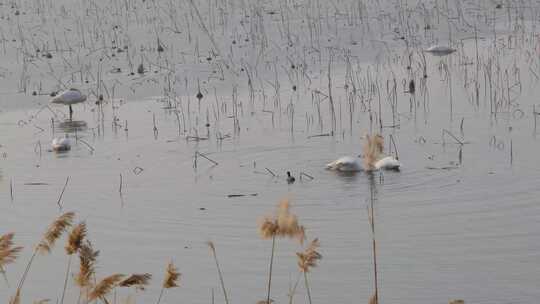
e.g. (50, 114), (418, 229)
(51, 136), (71, 152)
(326, 135), (400, 172)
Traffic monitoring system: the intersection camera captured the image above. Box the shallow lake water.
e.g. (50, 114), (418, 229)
(1, 1), (540, 304)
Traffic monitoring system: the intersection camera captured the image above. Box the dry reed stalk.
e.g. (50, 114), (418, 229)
(88, 273), (125, 302)
(60, 222), (87, 304)
(207, 242), (229, 304)
(368, 174), (379, 304)
(15, 212), (75, 300)
(368, 293), (377, 304)
(75, 240), (99, 302)
(296, 238), (322, 304)
(119, 273), (152, 290)
(0, 233), (23, 286)
(156, 261), (181, 304)
(258, 199), (306, 304)
(9, 288), (20, 304)
(363, 134), (384, 171)
(449, 300), (465, 304)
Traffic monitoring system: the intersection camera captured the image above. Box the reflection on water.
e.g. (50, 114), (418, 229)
(56, 120), (88, 134)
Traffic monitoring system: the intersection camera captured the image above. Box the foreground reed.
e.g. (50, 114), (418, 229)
(60, 221), (87, 304)
(259, 199), (305, 304)
(14, 212), (74, 303)
(296, 238), (322, 304)
(75, 240), (99, 303)
(88, 273), (125, 302)
(0, 233), (23, 287)
(207, 241), (229, 304)
(119, 273), (152, 290)
(363, 134), (384, 171)
(156, 261), (181, 304)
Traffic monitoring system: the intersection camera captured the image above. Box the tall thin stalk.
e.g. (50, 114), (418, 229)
(266, 235), (276, 304)
(207, 242), (229, 304)
(368, 173), (379, 304)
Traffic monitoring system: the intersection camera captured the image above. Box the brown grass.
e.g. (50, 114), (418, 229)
(88, 273), (125, 301)
(259, 198), (306, 304)
(258, 199), (305, 243)
(296, 238), (322, 273)
(119, 273), (152, 290)
(75, 241), (99, 289)
(37, 212), (75, 254)
(65, 222), (87, 255)
(156, 261), (181, 304)
(162, 261), (181, 288)
(1, 233), (23, 282)
(363, 134), (384, 171)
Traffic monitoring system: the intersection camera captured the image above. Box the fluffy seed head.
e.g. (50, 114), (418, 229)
(65, 222), (86, 255)
(88, 274), (125, 301)
(37, 212), (75, 254)
(162, 261), (181, 288)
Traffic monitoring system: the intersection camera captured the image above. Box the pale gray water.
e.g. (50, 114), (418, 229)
(1, 1), (540, 304)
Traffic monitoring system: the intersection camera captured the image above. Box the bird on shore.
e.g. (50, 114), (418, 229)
(326, 134), (400, 172)
(50, 88), (87, 120)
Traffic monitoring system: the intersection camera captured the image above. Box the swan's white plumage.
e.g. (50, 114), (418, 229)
(326, 156), (362, 172)
(424, 45), (456, 55)
(51, 88), (87, 105)
(327, 155), (400, 172)
(374, 156), (400, 170)
(52, 137), (71, 151)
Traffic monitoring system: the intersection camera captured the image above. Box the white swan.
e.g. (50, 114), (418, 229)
(424, 45), (456, 56)
(52, 136), (71, 152)
(51, 88), (87, 120)
(326, 155), (400, 172)
(326, 134), (401, 172)
(326, 156), (362, 172)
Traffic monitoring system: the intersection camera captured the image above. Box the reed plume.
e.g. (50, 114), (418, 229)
(66, 222), (87, 255)
(156, 261), (181, 304)
(15, 212), (75, 301)
(295, 238), (322, 304)
(60, 222), (87, 304)
(88, 273), (125, 302)
(37, 212), (75, 254)
(75, 240), (99, 302)
(119, 273), (152, 290)
(449, 300), (465, 304)
(296, 238), (322, 273)
(0, 233), (23, 286)
(363, 134), (384, 171)
(207, 241), (229, 304)
(258, 198), (306, 304)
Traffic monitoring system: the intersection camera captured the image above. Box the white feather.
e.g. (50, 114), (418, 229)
(374, 156), (400, 170)
(326, 156), (362, 172)
(51, 88), (87, 105)
(327, 155), (401, 172)
(52, 137), (71, 151)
